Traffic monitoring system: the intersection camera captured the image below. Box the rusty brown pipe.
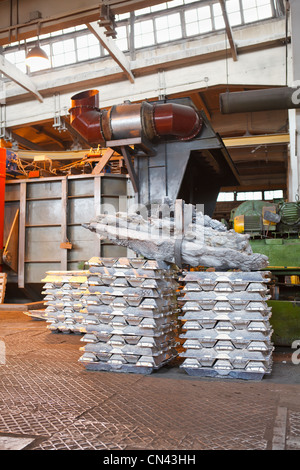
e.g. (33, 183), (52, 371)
(69, 90), (202, 145)
(69, 89), (105, 145)
(152, 102), (202, 141)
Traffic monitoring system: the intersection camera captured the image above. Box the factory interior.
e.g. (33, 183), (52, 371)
(0, 0), (300, 454)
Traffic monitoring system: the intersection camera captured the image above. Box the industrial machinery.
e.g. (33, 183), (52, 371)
(231, 199), (300, 274)
(231, 199), (300, 346)
(69, 89), (240, 216)
(1, 90), (240, 301)
(232, 199), (300, 237)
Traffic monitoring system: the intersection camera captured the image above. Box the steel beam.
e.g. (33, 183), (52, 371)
(223, 134), (290, 148)
(0, 55), (43, 102)
(218, 0), (238, 62)
(87, 22), (134, 84)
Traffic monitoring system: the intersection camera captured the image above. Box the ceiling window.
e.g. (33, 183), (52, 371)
(115, 12), (130, 20)
(167, 0), (184, 6)
(217, 192), (235, 202)
(264, 189), (283, 200)
(213, 3), (226, 29)
(150, 3), (168, 12)
(76, 33), (100, 61)
(225, 0), (242, 26)
(135, 7), (151, 16)
(4, 49), (27, 73)
(1, 0), (279, 78)
(236, 191), (263, 201)
(242, 0), (273, 23)
(115, 25), (129, 51)
(155, 12), (182, 43)
(185, 5), (213, 36)
(52, 38), (76, 67)
(135, 20), (155, 48)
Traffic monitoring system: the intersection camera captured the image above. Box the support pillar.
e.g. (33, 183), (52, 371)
(288, 0), (300, 201)
(0, 148), (6, 271)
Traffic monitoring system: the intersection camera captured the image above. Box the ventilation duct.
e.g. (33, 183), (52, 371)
(69, 90), (203, 146)
(220, 87), (300, 114)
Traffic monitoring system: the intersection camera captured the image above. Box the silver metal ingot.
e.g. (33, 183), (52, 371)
(181, 301), (203, 312)
(110, 298), (128, 309)
(246, 282), (269, 293)
(81, 294), (104, 306)
(180, 291), (269, 302)
(80, 333), (99, 343)
(212, 302), (233, 311)
(183, 339), (203, 350)
(182, 320), (203, 330)
(87, 305), (116, 315)
(110, 277), (130, 287)
(214, 321), (235, 331)
(82, 315), (100, 325)
(78, 352), (99, 363)
(181, 348), (272, 364)
(213, 359), (233, 373)
(83, 342), (168, 357)
(247, 341), (271, 352)
(213, 340), (235, 351)
(181, 271), (271, 283)
(109, 316), (128, 328)
(120, 306), (168, 318)
(245, 301), (270, 311)
(139, 298), (173, 310)
(179, 309), (271, 322)
(180, 330), (273, 350)
(43, 259), (177, 374)
(107, 335), (126, 347)
(122, 335), (141, 345)
(214, 282), (234, 292)
(86, 275), (105, 286)
(245, 361), (270, 373)
(182, 282), (203, 292)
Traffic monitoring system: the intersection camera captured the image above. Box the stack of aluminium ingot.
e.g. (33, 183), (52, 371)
(178, 271), (273, 380)
(42, 271), (88, 334)
(78, 257), (179, 374)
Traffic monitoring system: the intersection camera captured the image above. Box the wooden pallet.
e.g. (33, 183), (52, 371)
(0, 273), (7, 303)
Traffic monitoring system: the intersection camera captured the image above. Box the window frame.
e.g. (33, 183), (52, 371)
(1, 0), (279, 76)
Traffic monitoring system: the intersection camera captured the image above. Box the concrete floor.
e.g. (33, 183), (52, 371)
(0, 310), (300, 451)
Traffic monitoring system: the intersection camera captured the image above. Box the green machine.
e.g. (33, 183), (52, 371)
(231, 199), (300, 346)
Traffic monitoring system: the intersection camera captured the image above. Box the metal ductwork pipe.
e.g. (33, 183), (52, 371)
(152, 102), (202, 141)
(69, 89), (104, 145)
(220, 86), (300, 114)
(69, 90), (202, 145)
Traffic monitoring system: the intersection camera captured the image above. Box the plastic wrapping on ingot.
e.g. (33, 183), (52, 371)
(78, 257), (179, 374)
(179, 270), (273, 380)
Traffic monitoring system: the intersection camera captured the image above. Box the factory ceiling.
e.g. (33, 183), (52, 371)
(0, 0), (169, 45)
